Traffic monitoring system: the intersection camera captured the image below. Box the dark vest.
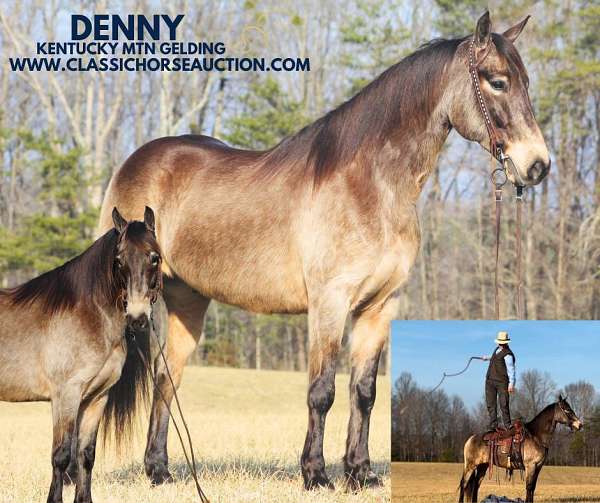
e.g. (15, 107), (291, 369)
(486, 345), (515, 383)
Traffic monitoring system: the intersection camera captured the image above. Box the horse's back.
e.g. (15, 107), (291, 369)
(100, 135), (308, 313)
(100, 134), (265, 229)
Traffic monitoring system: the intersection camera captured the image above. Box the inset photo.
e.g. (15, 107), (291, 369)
(391, 321), (600, 503)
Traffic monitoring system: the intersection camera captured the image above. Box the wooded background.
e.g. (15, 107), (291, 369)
(392, 371), (600, 466)
(0, 1), (598, 371)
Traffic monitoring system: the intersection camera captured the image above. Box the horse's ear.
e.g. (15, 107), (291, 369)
(144, 206), (156, 233)
(558, 393), (564, 401)
(112, 207), (127, 234)
(474, 11), (491, 49)
(503, 15), (530, 43)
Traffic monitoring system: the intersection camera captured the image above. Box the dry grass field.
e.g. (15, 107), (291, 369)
(0, 367), (390, 502)
(392, 462), (600, 502)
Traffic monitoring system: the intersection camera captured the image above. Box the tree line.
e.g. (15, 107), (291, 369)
(392, 371), (600, 466)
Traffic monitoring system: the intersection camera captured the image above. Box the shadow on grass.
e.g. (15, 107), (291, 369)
(108, 456), (390, 485)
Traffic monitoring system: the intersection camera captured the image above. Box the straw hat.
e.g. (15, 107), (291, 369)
(495, 331), (510, 344)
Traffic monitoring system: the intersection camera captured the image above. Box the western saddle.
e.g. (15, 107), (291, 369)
(483, 420), (525, 476)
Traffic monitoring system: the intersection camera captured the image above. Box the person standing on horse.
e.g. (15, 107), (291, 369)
(482, 331), (516, 431)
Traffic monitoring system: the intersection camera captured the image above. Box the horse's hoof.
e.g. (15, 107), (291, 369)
(345, 467), (382, 491)
(147, 466), (174, 486)
(303, 473), (335, 491)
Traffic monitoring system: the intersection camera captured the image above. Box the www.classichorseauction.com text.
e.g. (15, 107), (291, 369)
(9, 14), (310, 73)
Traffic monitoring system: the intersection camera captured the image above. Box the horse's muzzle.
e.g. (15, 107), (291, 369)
(527, 159), (550, 184)
(127, 313), (149, 332)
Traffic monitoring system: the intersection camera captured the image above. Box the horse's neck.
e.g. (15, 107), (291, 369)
(348, 88), (452, 212)
(528, 405), (557, 447)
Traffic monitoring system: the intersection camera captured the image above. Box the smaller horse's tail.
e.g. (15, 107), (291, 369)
(100, 326), (152, 451)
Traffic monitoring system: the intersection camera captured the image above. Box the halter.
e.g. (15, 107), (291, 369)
(468, 36), (525, 320)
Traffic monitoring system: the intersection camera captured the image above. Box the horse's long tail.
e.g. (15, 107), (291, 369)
(100, 326), (152, 450)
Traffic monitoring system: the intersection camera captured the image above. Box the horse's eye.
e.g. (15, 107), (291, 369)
(490, 79), (507, 91)
(115, 256), (124, 268)
(150, 253), (160, 266)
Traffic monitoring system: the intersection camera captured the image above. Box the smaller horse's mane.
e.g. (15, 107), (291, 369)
(1, 227), (125, 316)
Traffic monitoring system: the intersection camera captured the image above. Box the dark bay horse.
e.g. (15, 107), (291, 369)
(0, 207), (164, 503)
(459, 395), (583, 503)
(98, 12), (550, 490)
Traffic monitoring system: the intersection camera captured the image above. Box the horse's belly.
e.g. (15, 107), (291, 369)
(173, 254), (308, 314)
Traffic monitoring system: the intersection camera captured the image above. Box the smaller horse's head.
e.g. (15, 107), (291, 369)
(448, 12), (550, 186)
(556, 394), (583, 431)
(112, 206), (163, 331)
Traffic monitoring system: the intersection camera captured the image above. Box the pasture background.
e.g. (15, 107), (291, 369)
(392, 462), (600, 502)
(0, 367), (390, 502)
(0, 0), (599, 376)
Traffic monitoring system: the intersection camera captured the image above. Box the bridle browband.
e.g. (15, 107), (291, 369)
(468, 36), (525, 320)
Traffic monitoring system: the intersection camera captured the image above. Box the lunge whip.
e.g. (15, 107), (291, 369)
(429, 356), (485, 393)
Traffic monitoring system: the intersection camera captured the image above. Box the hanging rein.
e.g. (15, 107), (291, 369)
(468, 37), (525, 320)
(116, 239), (209, 503)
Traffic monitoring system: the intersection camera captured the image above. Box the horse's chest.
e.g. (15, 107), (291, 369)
(351, 235), (420, 309)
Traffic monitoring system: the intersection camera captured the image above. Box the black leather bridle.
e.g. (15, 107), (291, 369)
(468, 36), (525, 320)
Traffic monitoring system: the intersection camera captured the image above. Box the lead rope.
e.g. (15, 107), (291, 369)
(515, 186), (524, 319)
(131, 319), (210, 503)
(493, 167), (504, 320)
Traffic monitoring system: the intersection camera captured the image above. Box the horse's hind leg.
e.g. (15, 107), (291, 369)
(48, 389), (82, 503)
(344, 293), (398, 490)
(144, 278), (210, 484)
(73, 394), (108, 503)
(301, 290), (348, 490)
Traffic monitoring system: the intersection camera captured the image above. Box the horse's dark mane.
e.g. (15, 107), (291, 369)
(256, 32), (528, 187)
(2, 228), (122, 315)
(526, 401), (556, 431)
(259, 37), (464, 185)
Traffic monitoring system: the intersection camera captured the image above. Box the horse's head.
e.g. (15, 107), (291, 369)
(556, 394), (583, 431)
(112, 206), (163, 331)
(448, 12), (550, 186)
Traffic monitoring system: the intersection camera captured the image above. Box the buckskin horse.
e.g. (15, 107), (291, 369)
(459, 395), (583, 503)
(98, 12), (550, 490)
(0, 207), (164, 503)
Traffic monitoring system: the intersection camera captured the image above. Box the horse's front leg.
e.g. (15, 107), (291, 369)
(48, 388), (82, 503)
(301, 290), (348, 490)
(344, 292), (398, 490)
(73, 394), (108, 503)
(144, 279), (210, 485)
(525, 464), (541, 502)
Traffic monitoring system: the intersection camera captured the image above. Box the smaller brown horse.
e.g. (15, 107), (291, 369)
(0, 207), (164, 503)
(459, 395), (583, 503)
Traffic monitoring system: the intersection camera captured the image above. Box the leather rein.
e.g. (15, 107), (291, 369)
(468, 37), (525, 320)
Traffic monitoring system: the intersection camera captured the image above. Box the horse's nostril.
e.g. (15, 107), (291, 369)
(127, 314), (148, 331)
(527, 160), (548, 182)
